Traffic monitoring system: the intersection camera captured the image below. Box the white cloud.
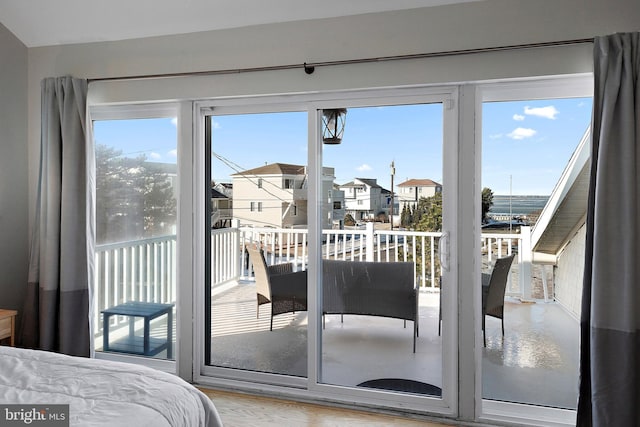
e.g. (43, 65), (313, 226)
(524, 105), (559, 120)
(507, 127), (537, 140)
(149, 152), (161, 160)
(489, 133), (503, 140)
(212, 120), (221, 129)
(168, 149), (177, 157)
(513, 114), (525, 121)
(171, 117), (178, 127)
(356, 164), (372, 172)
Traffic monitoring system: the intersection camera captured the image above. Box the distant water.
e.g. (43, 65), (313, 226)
(489, 195), (549, 216)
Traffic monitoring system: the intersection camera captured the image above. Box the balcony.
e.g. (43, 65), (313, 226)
(94, 224), (579, 413)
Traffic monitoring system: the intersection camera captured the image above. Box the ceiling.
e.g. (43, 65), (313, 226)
(0, 0), (481, 48)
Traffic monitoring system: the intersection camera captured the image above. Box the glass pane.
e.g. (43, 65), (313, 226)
(321, 104), (445, 398)
(207, 111), (308, 376)
(481, 97), (592, 408)
(93, 117), (178, 361)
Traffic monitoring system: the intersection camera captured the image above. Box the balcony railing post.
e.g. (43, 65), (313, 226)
(519, 226), (532, 300)
(365, 222), (375, 261)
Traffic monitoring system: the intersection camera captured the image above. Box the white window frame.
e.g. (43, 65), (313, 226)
(475, 75), (593, 426)
(193, 86), (459, 419)
(89, 103), (181, 375)
(87, 74), (592, 427)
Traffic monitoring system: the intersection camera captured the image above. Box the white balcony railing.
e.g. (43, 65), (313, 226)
(94, 225), (531, 333)
(94, 235), (177, 332)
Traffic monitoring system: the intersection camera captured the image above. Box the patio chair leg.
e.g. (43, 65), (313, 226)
(482, 315), (486, 347)
(270, 312), (273, 331)
(404, 319), (407, 329)
(501, 318), (504, 337)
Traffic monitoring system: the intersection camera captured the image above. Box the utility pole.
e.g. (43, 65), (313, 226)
(390, 161), (395, 231)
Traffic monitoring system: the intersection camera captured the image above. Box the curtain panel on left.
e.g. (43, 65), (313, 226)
(21, 76), (94, 357)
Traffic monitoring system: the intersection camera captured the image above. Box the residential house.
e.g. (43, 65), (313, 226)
(340, 178), (391, 222)
(397, 178), (442, 209)
(210, 186), (232, 228)
(328, 184), (346, 229)
(1, 1), (638, 426)
(231, 163), (339, 229)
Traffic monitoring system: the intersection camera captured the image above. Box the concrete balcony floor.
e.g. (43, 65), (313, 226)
(207, 281), (579, 410)
(96, 279), (578, 411)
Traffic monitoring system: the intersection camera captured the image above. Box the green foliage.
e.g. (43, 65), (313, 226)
(413, 192), (442, 232)
(96, 144), (176, 244)
(398, 192), (443, 286)
(400, 203), (412, 227)
(481, 187), (494, 223)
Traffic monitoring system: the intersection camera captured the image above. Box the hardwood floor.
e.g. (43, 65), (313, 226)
(200, 388), (456, 427)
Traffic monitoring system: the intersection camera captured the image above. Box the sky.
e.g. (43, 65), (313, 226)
(93, 96), (592, 196)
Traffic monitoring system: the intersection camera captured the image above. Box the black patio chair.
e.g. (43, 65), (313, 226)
(482, 254), (515, 347)
(247, 245), (307, 331)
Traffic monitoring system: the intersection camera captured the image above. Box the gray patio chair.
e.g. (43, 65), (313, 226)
(482, 254), (515, 347)
(247, 245), (307, 331)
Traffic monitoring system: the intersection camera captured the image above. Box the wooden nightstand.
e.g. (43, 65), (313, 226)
(0, 309), (17, 346)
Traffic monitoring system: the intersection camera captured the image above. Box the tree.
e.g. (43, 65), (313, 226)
(398, 192), (443, 286)
(414, 192), (442, 232)
(400, 203), (412, 227)
(481, 187), (494, 223)
(96, 144), (176, 244)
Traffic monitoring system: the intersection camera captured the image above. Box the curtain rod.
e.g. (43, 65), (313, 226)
(88, 38), (594, 83)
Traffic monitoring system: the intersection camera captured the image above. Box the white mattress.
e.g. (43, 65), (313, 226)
(0, 346), (223, 427)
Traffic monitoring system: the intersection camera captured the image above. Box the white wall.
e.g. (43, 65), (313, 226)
(26, 0), (640, 214)
(0, 23), (28, 326)
(22, 0), (640, 291)
(555, 223), (586, 319)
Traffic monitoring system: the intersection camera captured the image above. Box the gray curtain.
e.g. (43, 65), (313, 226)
(577, 33), (640, 426)
(20, 76), (94, 357)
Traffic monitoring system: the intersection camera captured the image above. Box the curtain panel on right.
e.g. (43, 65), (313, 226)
(577, 32), (640, 426)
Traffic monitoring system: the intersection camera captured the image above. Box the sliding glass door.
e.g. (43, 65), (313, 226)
(199, 89), (458, 416)
(205, 109), (309, 378)
(319, 103), (448, 400)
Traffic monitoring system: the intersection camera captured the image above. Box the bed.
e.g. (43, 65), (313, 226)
(0, 346), (223, 426)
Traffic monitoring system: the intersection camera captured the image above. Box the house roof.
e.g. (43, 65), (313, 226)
(341, 178), (381, 188)
(340, 178), (391, 193)
(531, 128), (590, 258)
(397, 178), (442, 187)
(232, 163), (306, 177)
(210, 188), (228, 199)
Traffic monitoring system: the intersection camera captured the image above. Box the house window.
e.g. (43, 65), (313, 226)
(292, 204), (297, 216)
(257, 178), (262, 188)
(250, 201), (256, 212)
(283, 178), (294, 189)
(333, 201), (341, 209)
(357, 200), (363, 205)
